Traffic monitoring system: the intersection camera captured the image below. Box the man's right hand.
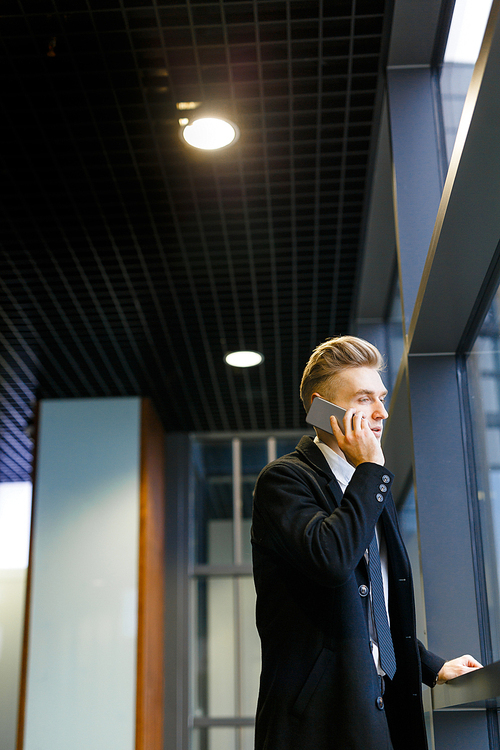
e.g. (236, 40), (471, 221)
(330, 409), (385, 467)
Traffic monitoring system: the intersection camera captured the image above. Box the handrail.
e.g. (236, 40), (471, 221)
(433, 660), (500, 710)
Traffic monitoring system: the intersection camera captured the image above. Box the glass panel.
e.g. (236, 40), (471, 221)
(241, 441), (267, 565)
(467, 289), (500, 661)
(192, 577), (236, 718)
(276, 437), (298, 458)
(193, 441), (234, 565)
(440, 0), (493, 164)
(241, 726), (255, 750)
(191, 727), (236, 750)
(239, 577), (260, 717)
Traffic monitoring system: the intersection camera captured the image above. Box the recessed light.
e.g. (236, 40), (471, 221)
(181, 116), (240, 150)
(225, 350), (264, 368)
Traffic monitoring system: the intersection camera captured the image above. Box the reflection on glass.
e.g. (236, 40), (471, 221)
(193, 441), (233, 565)
(467, 287), (500, 661)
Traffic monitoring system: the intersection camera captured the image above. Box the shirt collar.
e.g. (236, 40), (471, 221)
(314, 436), (355, 490)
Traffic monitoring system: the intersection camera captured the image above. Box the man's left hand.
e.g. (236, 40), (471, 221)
(437, 654), (483, 684)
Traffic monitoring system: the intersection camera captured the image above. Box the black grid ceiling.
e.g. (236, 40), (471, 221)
(1, 0), (389, 482)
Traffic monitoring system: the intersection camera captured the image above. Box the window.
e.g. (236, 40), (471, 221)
(466, 286), (500, 661)
(189, 435), (302, 750)
(439, 0), (494, 164)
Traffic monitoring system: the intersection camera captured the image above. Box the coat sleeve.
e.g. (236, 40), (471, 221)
(418, 640), (446, 687)
(252, 458), (394, 588)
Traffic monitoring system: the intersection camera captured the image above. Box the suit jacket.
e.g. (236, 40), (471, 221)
(251, 436), (445, 750)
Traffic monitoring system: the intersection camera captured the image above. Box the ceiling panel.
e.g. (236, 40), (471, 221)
(0, 0), (391, 481)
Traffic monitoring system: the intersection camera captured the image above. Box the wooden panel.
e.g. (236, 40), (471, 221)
(16, 404), (39, 750)
(136, 399), (165, 750)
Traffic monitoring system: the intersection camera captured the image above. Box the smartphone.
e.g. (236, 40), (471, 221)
(306, 396), (347, 434)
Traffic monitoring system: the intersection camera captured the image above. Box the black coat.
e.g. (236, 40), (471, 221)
(251, 436), (445, 750)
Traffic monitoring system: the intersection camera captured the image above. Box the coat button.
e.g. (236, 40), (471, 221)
(358, 584), (369, 597)
(379, 484), (387, 492)
(376, 696), (384, 710)
(382, 475), (390, 484)
(376, 494), (384, 502)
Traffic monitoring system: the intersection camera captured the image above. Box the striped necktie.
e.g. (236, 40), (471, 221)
(368, 533), (397, 680)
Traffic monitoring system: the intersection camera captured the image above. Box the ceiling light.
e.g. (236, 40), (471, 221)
(225, 350), (264, 368)
(180, 116), (240, 151)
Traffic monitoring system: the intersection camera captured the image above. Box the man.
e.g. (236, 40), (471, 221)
(251, 336), (481, 750)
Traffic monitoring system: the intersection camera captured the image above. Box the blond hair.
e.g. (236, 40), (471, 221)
(300, 336), (384, 410)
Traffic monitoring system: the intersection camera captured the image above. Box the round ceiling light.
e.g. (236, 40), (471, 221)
(181, 116), (239, 150)
(224, 350), (264, 368)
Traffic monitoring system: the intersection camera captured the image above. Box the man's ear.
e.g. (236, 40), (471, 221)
(310, 392), (322, 406)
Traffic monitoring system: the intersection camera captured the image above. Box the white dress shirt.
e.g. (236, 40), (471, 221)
(314, 437), (390, 676)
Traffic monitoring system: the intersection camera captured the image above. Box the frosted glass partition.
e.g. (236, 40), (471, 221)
(23, 398), (142, 750)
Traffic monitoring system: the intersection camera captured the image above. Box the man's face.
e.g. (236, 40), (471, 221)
(327, 366), (388, 440)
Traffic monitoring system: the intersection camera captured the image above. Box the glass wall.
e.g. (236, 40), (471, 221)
(189, 434), (302, 750)
(358, 0), (500, 744)
(466, 286), (500, 661)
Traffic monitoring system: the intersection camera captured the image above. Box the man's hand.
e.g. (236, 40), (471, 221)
(330, 408), (385, 467)
(436, 655), (483, 684)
